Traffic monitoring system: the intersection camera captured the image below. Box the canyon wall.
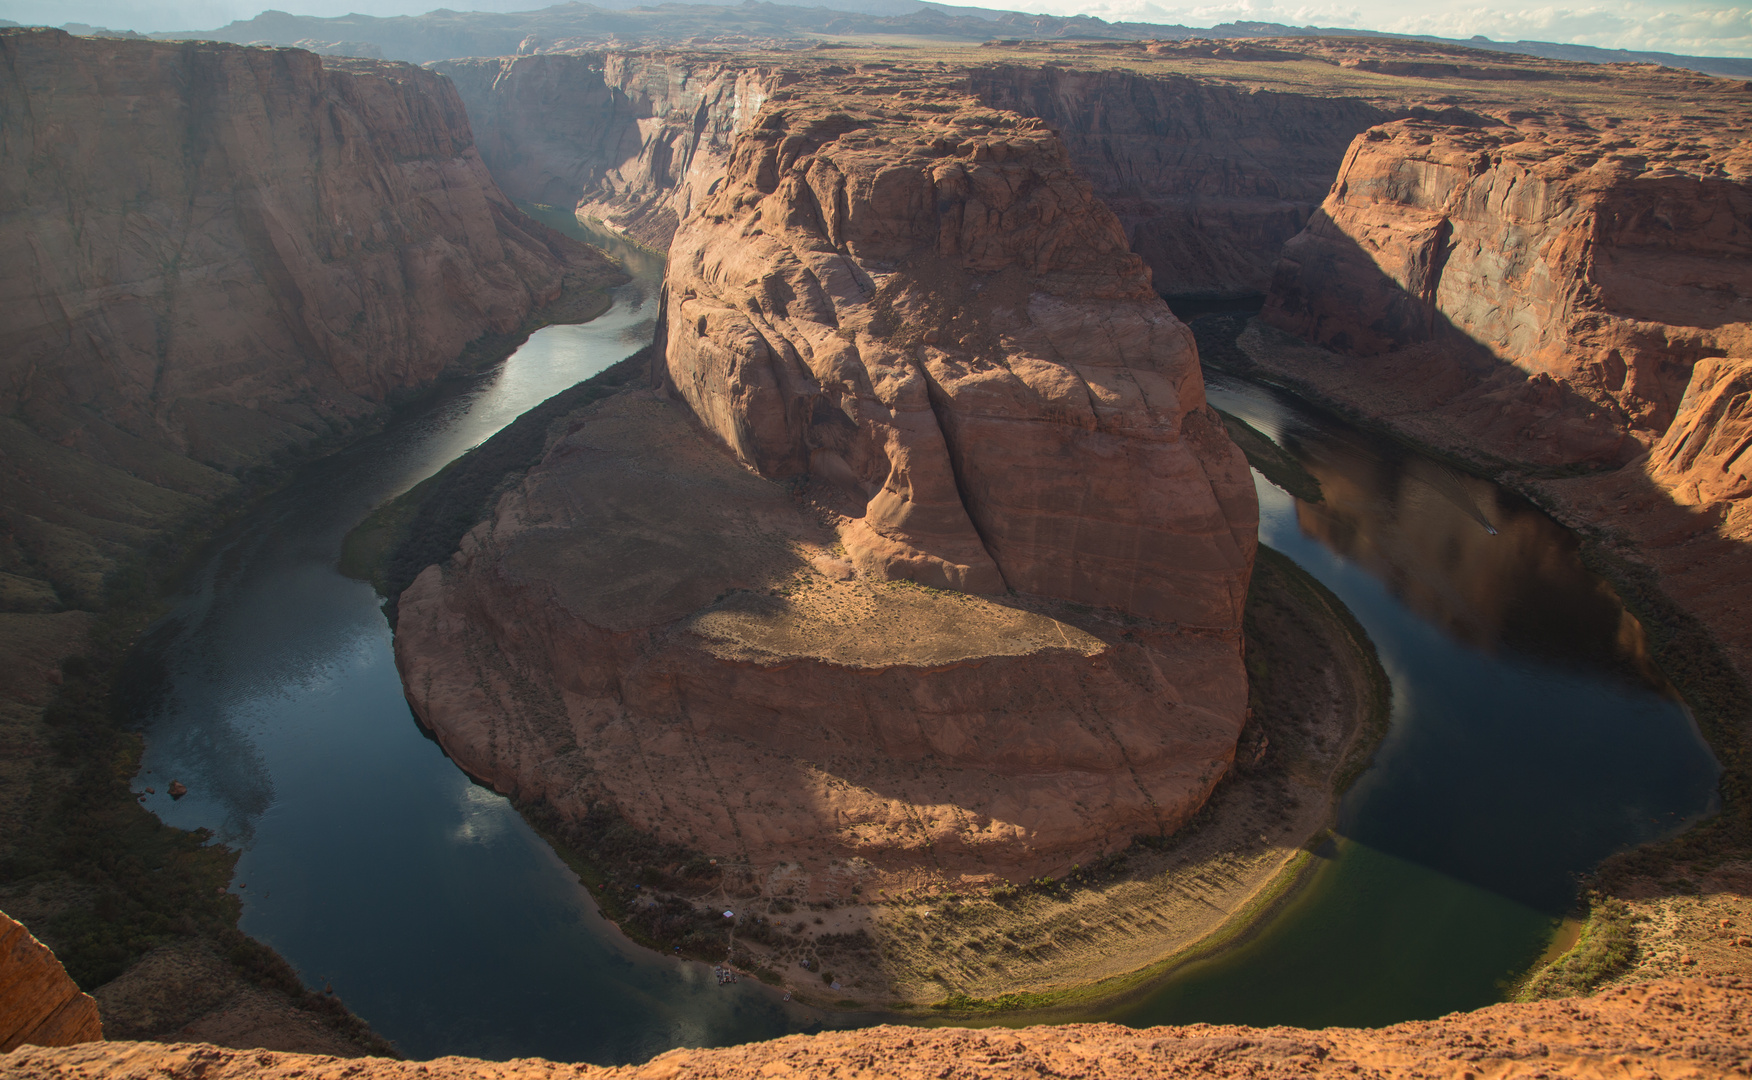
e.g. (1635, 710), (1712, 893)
(434, 52), (778, 249)
(8, 976), (1752, 1079)
(0, 28), (614, 607)
(1263, 108), (1752, 466)
(438, 50), (1386, 299)
(966, 63), (1391, 297)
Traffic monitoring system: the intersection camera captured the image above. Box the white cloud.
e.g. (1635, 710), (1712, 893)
(1030, 1), (1752, 57)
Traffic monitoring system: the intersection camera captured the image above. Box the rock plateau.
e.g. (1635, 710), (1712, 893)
(394, 80), (1258, 893)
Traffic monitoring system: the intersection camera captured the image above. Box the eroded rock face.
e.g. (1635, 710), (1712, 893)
(1, 912), (102, 1053)
(1649, 356), (1752, 510)
(434, 52), (777, 249)
(0, 28), (611, 604)
(7, 977), (1751, 1080)
(396, 393), (1249, 890)
(966, 64), (1390, 298)
(394, 74), (1254, 891)
(662, 87), (1257, 623)
(440, 51), (1388, 301)
(1263, 109), (1752, 466)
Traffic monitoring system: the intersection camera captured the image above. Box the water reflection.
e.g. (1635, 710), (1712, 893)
(124, 218), (838, 1062)
(1109, 369), (1719, 1028)
(1211, 373), (1665, 685)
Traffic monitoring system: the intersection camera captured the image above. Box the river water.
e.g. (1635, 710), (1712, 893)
(127, 229), (1717, 1058)
(128, 223), (838, 1062)
(1105, 368), (1719, 1028)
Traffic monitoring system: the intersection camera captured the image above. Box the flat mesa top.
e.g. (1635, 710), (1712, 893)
(573, 38), (1749, 180)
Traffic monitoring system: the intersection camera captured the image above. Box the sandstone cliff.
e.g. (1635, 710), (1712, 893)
(661, 82), (1256, 616)
(1649, 356), (1752, 513)
(0, 27), (616, 1054)
(438, 51), (1388, 301)
(0, 28), (616, 608)
(394, 82), (1256, 898)
(965, 63), (1390, 297)
(434, 52), (777, 250)
(1263, 100), (1752, 467)
(8, 976), (1751, 1080)
(0, 912), (101, 1053)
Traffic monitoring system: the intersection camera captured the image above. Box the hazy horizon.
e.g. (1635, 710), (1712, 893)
(1, 0), (1747, 59)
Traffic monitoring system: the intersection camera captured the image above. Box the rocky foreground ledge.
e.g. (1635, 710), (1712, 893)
(6, 977), (1749, 1079)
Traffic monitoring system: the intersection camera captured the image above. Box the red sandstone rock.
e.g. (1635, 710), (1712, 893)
(395, 393), (1248, 890)
(0, 912), (102, 1052)
(966, 64), (1389, 298)
(0, 29), (616, 602)
(1650, 356), (1752, 509)
(1264, 107), (1752, 465)
(393, 77), (1254, 893)
(662, 87), (1256, 622)
(6, 977), (1750, 1079)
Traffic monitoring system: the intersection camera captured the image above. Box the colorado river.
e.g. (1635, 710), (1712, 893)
(1107, 365), (1719, 1027)
(127, 221), (837, 1062)
(126, 226), (1717, 1059)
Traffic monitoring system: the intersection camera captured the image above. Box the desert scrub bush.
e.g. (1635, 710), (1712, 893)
(1517, 896), (1636, 1000)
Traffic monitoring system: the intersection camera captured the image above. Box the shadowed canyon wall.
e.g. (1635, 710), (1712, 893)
(433, 52), (779, 250)
(0, 31), (619, 1050)
(1263, 107), (1752, 467)
(0, 28), (611, 610)
(964, 63), (1391, 297)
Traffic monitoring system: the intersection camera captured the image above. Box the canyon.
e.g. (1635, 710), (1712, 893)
(388, 34), (1752, 1008)
(1, 12), (1750, 1067)
(0, 27), (619, 613)
(0, 25), (618, 1051)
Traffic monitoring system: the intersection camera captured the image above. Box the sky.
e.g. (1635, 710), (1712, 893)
(0, 0), (1747, 58)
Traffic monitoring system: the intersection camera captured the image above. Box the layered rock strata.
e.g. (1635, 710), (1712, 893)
(965, 64), (1391, 297)
(8, 977), (1752, 1080)
(434, 52), (778, 250)
(0, 28), (615, 607)
(660, 85), (1257, 616)
(397, 392), (1250, 889)
(0, 912), (102, 1053)
(396, 86), (1257, 888)
(1263, 103), (1752, 467)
